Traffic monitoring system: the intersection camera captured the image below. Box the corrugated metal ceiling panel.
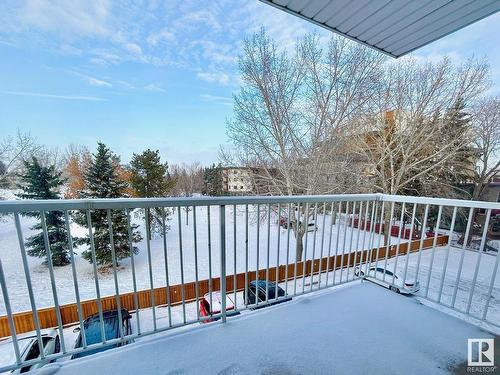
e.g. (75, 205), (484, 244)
(259, 0), (500, 57)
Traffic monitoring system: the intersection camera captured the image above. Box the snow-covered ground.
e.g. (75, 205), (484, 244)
(48, 282), (495, 375)
(0, 247), (498, 371)
(0, 205), (394, 314)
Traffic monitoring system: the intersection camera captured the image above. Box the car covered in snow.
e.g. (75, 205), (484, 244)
(199, 291), (240, 323)
(71, 309), (133, 359)
(0, 329), (60, 373)
(245, 280), (291, 307)
(354, 266), (420, 294)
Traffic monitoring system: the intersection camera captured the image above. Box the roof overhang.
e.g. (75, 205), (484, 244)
(259, 0), (500, 58)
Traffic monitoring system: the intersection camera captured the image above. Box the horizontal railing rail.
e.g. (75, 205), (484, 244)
(0, 193), (498, 372)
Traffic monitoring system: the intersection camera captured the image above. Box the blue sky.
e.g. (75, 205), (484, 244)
(1, 1), (499, 165)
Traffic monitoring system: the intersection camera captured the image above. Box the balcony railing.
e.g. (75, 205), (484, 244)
(0, 193), (498, 372)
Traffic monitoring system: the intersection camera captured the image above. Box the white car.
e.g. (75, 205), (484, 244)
(0, 329), (60, 373)
(354, 266), (420, 294)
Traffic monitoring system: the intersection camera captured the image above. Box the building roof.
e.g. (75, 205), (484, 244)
(259, 0), (500, 58)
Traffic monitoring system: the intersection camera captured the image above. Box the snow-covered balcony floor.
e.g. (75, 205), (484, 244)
(51, 282), (496, 375)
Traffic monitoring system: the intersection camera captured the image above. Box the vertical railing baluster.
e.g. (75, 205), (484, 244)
(351, 201), (363, 281)
(193, 206), (200, 320)
(145, 208), (156, 331)
(373, 201), (385, 275)
(437, 206), (457, 304)
(177, 208), (186, 323)
(126, 209), (140, 334)
(233, 205), (237, 309)
(14, 213), (45, 355)
(414, 204), (430, 283)
(309, 203), (318, 292)
(339, 201), (350, 284)
(107, 209), (124, 339)
(161, 207), (172, 327)
(245, 205), (249, 305)
(40, 211), (66, 352)
(256, 204), (260, 306)
(207, 206), (213, 316)
(266, 203), (271, 303)
(365, 200), (377, 275)
(345, 201), (357, 282)
(0, 259), (20, 365)
(285, 203), (291, 296)
(275, 203), (281, 300)
(220, 205), (227, 322)
(424, 205), (443, 298)
(86, 209), (106, 343)
(332, 202), (342, 285)
(392, 202), (406, 286)
(325, 202), (337, 287)
(382, 202), (395, 282)
(451, 207), (474, 309)
(64, 211), (87, 346)
(301, 203), (310, 293)
(466, 209), (492, 315)
(359, 201), (370, 276)
(293, 203), (301, 295)
(402, 204), (417, 286)
(317, 202), (327, 289)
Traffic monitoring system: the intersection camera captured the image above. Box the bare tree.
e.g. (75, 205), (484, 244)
(470, 96), (500, 200)
(350, 57), (488, 194)
(226, 30), (385, 261)
(0, 130), (41, 188)
(169, 162), (204, 196)
(348, 57), (489, 239)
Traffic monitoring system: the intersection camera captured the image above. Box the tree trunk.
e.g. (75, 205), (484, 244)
(295, 232), (304, 262)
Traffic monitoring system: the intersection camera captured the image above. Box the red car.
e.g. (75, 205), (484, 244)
(199, 291), (238, 323)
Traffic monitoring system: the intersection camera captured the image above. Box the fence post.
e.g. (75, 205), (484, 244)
(220, 205), (227, 323)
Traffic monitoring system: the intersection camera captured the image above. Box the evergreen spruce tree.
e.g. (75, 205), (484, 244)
(129, 149), (172, 238)
(203, 163), (225, 196)
(16, 157), (70, 266)
(74, 142), (141, 266)
(443, 97), (475, 186)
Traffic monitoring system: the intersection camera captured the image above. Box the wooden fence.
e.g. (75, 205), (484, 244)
(0, 235), (448, 338)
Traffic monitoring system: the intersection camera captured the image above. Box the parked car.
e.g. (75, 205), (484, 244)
(354, 266), (420, 294)
(71, 309), (133, 359)
(199, 291), (239, 323)
(0, 329), (60, 373)
(245, 280), (291, 307)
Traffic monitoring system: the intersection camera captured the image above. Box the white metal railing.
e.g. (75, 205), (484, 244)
(0, 193), (499, 372)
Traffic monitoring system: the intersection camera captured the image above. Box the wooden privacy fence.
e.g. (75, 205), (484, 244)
(0, 235), (448, 338)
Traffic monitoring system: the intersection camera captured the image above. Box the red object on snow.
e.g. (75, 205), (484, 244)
(351, 218), (420, 240)
(199, 291), (236, 323)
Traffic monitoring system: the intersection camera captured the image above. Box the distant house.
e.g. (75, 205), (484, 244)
(222, 167), (254, 194)
(221, 167), (279, 195)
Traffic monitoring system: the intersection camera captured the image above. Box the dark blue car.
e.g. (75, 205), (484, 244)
(245, 280), (291, 307)
(71, 309), (133, 359)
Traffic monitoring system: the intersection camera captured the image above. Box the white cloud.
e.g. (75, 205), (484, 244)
(197, 71), (230, 86)
(144, 84), (166, 92)
(146, 29), (175, 46)
(19, 0), (110, 37)
(200, 93), (233, 106)
(0, 90), (106, 101)
(87, 77), (112, 87)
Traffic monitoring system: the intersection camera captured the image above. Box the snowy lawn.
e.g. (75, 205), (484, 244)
(0, 206), (392, 314)
(48, 282), (495, 375)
